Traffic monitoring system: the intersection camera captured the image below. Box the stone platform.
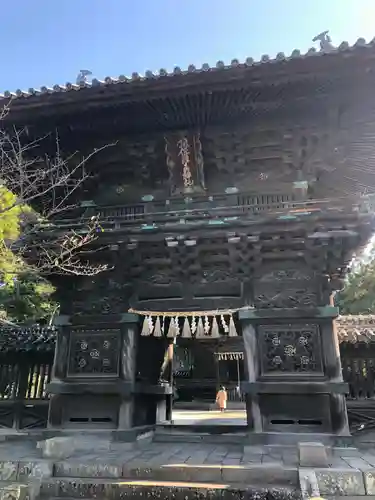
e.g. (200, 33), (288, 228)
(2, 435), (375, 499)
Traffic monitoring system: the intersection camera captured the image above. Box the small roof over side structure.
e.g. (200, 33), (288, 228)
(336, 315), (375, 343)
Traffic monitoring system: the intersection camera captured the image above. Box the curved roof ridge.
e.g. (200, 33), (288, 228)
(1, 37), (374, 102)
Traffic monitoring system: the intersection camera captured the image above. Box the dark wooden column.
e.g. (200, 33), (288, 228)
(241, 320), (262, 432)
(321, 317), (350, 434)
(118, 317), (138, 429)
(239, 257), (351, 445)
(134, 334), (173, 426)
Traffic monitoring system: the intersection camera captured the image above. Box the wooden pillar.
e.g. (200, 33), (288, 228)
(47, 313), (140, 430)
(241, 320), (262, 432)
(321, 312), (350, 435)
(118, 319), (138, 429)
(239, 256), (351, 445)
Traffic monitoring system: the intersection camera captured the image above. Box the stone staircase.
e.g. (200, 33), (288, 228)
(0, 461), (302, 500)
(0, 435), (373, 499)
(35, 463), (302, 500)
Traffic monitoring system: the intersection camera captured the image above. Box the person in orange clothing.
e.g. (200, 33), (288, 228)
(215, 386), (227, 412)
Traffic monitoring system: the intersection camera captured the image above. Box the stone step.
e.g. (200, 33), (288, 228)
(153, 433), (246, 444)
(39, 478), (300, 500)
(51, 463), (299, 486)
(159, 424), (246, 435)
(153, 428), (247, 444)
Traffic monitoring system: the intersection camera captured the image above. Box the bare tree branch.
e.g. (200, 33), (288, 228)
(0, 102), (115, 276)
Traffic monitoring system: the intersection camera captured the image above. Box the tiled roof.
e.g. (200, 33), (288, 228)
(336, 315), (375, 343)
(1, 37), (373, 102)
(0, 327), (56, 352)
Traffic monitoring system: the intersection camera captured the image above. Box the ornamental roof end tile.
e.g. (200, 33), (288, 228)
(1, 36), (375, 102)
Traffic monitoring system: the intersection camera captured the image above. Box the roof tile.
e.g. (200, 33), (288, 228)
(1, 37), (374, 101)
(337, 314), (375, 342)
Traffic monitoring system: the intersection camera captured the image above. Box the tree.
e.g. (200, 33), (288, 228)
(0, 272), (57, 324)
(0, 102), (114, 324)
(336, 248), (375, 314)
(0, 101), (115, 277)
(0, 185), (56, 323)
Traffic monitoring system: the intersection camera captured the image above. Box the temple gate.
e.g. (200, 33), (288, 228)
(3, 38), (375, 443)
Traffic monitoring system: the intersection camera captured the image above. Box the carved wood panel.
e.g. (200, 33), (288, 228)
(67, 329), (121, 377)
(253, 264), (319, 308)
(258, 324), (323, 375)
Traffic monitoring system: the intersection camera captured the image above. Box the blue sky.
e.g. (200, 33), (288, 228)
(3, 0), (375, 92)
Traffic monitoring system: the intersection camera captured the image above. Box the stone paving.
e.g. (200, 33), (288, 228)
(1, 437), (375, 469)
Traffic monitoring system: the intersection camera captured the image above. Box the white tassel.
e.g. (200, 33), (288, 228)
(221, 314), (229, 333)
(153, 316), (162, 337)
(141, 316), (152, 336)
(191, 316), (197, 334)
(204, 315), (210, 334)
(167, 316), (179, 338)
(196, 317), (205, 338)
(228, 315), (238, 337)
(181, 317), (192, 338)
(211, 317), (220, 338)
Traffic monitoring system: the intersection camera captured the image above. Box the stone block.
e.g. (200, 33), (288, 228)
(52, 478), (299, 500)
(221, 465), (298, 487)
(183, 466), (222, 483)
(0, 484), (37, 500)
(55, 478), (112, 499)
(37, 437), (76, 459)
(54, 462), (122, 479)
(122, 465), (222, 483)
(0, 462), (18, 481)
(18, 461), (53, 481)
(39, 478), (58, 498)
(37, 436), (111, 459)
(363, 470), (375, 495)
(298, 442), (328, 468)
(316, 469), (365, 496)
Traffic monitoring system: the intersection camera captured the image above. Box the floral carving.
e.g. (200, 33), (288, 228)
(259, 324), (323, 374)
(68, 330), (120, 376)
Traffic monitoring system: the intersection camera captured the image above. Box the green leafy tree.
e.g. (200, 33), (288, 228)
(0, 186), (57, 323)
(0, 273), (57, 324)
(336, 249), (375, 314)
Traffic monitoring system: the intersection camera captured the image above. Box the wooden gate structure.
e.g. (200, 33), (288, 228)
(4, 37), (375, 442)
(1, 316), (375, 432)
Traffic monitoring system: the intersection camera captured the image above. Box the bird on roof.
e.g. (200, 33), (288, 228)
(313, 31), (333, 51)
(76, 70), (93, 85)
